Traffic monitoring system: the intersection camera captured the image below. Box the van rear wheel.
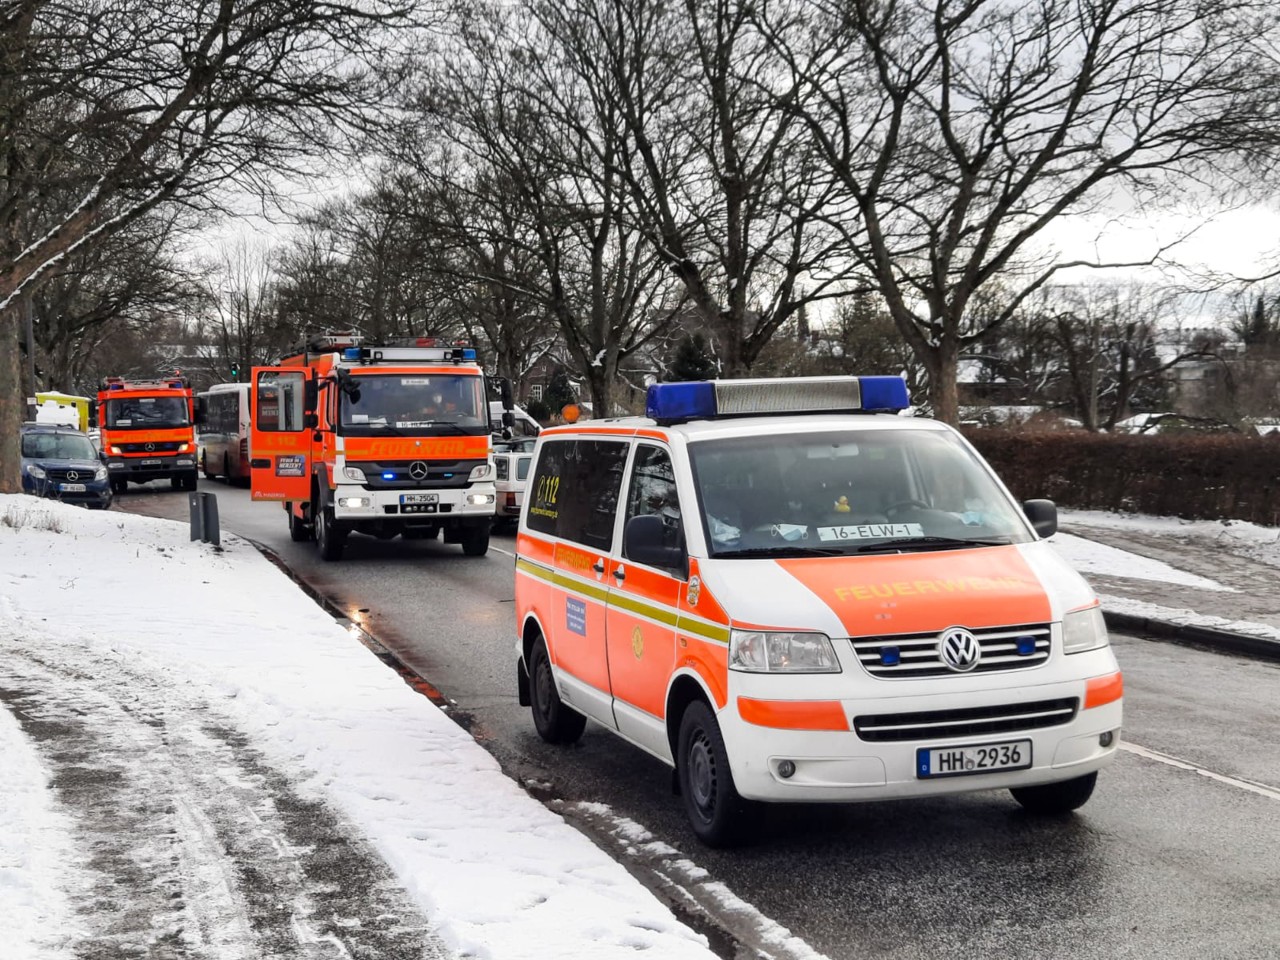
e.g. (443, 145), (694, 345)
(677, 701), (748, 847)
(1010, 772), (1097, 814)
(528, 637), (586, 744)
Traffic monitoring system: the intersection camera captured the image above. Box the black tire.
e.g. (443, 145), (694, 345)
(677, 700), (748, 847)
(1010, 772), (1097, 814)
(223, 454), (232, 483)
(111, 478), (127, 495)
(202, 454), (214, 479)
(287, 504), (312, 542)
(315, 501), (347, 561)
(528, 637), (586, 744)
(181, 471), (198, 491)
(171, 476), (183, 489)
(461, 522), (490, 557)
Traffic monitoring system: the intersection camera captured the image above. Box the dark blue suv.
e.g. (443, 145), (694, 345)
(20, 424), (113, 509)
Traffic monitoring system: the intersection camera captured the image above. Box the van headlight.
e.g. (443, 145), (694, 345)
(469, 463), (493, 481)
(25, 464), (47, 479)
(94, 466), (108, 480)
(342, 466), (366, 482)
(1063, 605), (1109, 654)
(729, 630), (841, 673)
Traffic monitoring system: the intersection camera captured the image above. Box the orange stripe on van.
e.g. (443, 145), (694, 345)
(1084, 671), (1123, 709)
(737, 698), (849, 731)
(516, 532), (555, 564)
(777, 546), (1050, 637)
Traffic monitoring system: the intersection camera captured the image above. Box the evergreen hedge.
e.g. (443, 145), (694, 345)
(964, 428), (1280, 525)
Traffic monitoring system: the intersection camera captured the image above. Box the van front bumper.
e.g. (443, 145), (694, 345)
(717, 672), (1122, 803)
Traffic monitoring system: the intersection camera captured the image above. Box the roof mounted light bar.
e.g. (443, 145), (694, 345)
(645, 376), (910, 424)
(339, 345), (477, 364)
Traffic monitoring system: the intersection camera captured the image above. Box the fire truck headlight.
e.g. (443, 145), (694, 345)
(342, 466), (367, 482)
(109, 446), (122, 455)
(337, 497), (370, 508)
(729, 630), (841, 673)
(469, 463), (493, 481)
(467, 493), (495, 506)
(25, 464), (47, 480)
(177, 443), (190, 453)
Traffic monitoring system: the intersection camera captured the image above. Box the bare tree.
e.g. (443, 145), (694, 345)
(403, 2), (684, 415)
(194, 239), (297, 383)
(760, 0), (1280, 422)
(525, 0), (850, 375)
(1, 0), (408, 489)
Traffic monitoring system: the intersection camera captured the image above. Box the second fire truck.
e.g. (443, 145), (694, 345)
(250, 333), (509, 560)
(97, 377), (199, 494)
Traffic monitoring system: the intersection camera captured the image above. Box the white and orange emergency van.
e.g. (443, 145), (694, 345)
(250, 333), (509, 560)
(514, 376), (1122, 845)
(97, 377), (198, 494)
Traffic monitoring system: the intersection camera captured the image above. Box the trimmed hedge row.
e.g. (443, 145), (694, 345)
(964, 428), (1280, 525)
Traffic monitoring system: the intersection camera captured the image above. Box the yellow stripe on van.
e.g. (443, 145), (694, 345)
(516, 558), (730, 644)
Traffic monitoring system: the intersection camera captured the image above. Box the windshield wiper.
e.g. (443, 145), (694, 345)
(713, 545), (847, 559)
(856, 536), (1010, 554)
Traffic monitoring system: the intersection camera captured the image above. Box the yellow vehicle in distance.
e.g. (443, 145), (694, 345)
(34, 392), (92, 432)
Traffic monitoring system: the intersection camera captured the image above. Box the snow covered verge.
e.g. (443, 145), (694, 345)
(1059, 508), (1280, 570)
(0, 495), (718, 960)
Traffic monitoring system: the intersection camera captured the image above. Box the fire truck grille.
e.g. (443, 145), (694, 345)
(348, 460), (486, 489)
(854, 698), (1079, 742)
(120, 441), (183, 453)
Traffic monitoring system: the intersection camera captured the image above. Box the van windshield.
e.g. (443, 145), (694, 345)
(22, 432), (97, 460)
(687, 429), (1033, 557)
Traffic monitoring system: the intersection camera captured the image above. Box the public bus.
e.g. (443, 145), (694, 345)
(197, 382), (252, 485)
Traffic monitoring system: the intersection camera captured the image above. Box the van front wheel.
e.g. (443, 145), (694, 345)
(528, 638), (586, 745)
(1010, 772), (1097, 814)
(677, 701), (748, 847)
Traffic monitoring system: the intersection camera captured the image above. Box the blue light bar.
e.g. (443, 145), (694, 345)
(646, 376), (909, 423)
(646, 382), (716, 421)
(382, 472), (395, 480)
(859, 376), (911, 411)
(462, 348), (477, 361)
(343, 347), (362, 360)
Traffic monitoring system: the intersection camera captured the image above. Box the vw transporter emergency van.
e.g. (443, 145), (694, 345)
(513, 376), (1122, 845)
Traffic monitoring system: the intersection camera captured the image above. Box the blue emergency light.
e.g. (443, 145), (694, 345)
(461, 348), (477, 361)
(343, 347), (362, 360)
(645, 376), (910, 423)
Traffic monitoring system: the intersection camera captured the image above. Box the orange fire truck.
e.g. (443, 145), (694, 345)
(97, 377), (199, 494)
(250, 333), (511, 561)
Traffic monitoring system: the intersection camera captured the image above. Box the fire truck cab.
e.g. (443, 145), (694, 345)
(250, 333), (503, 560)
(96, 377), (199, 494)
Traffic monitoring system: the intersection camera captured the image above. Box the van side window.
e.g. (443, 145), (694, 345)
(624, 444), (683, 556)
(527, 439), (572, 538)
(527, 438), (629, 550)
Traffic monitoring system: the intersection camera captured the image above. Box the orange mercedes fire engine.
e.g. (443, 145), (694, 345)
(249, 333), (512, 561)
(97, 377), (199, 494)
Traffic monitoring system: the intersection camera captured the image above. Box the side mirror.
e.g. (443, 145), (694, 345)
(624, 514), (686, 574)
(500, 377), (514, 410)
(304, 378), (318, 411)
(303, 411), (318, 429)
(502, 410), (515, 428)
(1022, 499), (1057, 538)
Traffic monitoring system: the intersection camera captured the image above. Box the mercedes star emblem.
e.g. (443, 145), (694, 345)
(408, 461), (429, 480)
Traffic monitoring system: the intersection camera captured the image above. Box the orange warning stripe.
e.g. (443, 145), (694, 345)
(1084, 671), (1123, 709)
(737, 697), (849, 731)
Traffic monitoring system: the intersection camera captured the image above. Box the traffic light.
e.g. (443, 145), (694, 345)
(230, 363), (239, 381)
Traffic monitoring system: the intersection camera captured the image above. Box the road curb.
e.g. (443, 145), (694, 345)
(1103, 610), (1280, 664)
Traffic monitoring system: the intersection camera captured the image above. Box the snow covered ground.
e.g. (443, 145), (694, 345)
(0, 495), (737, 960)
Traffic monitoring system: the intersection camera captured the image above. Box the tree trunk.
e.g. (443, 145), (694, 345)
(924, 337), (961, 425)
(0, 308), (25, 492)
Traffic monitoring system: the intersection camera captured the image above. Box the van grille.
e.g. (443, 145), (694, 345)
(850, 624), (1051, 678)
(854, 697), (1079, 742)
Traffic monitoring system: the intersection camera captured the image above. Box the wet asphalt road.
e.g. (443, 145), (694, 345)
(119, 480), (1280, 960)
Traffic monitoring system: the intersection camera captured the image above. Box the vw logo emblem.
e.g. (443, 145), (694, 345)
(408, 461), (429, 480)
(939, 627), (981, 672)
(144, 442), (156, 452)
(66, 470), (79, 481)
